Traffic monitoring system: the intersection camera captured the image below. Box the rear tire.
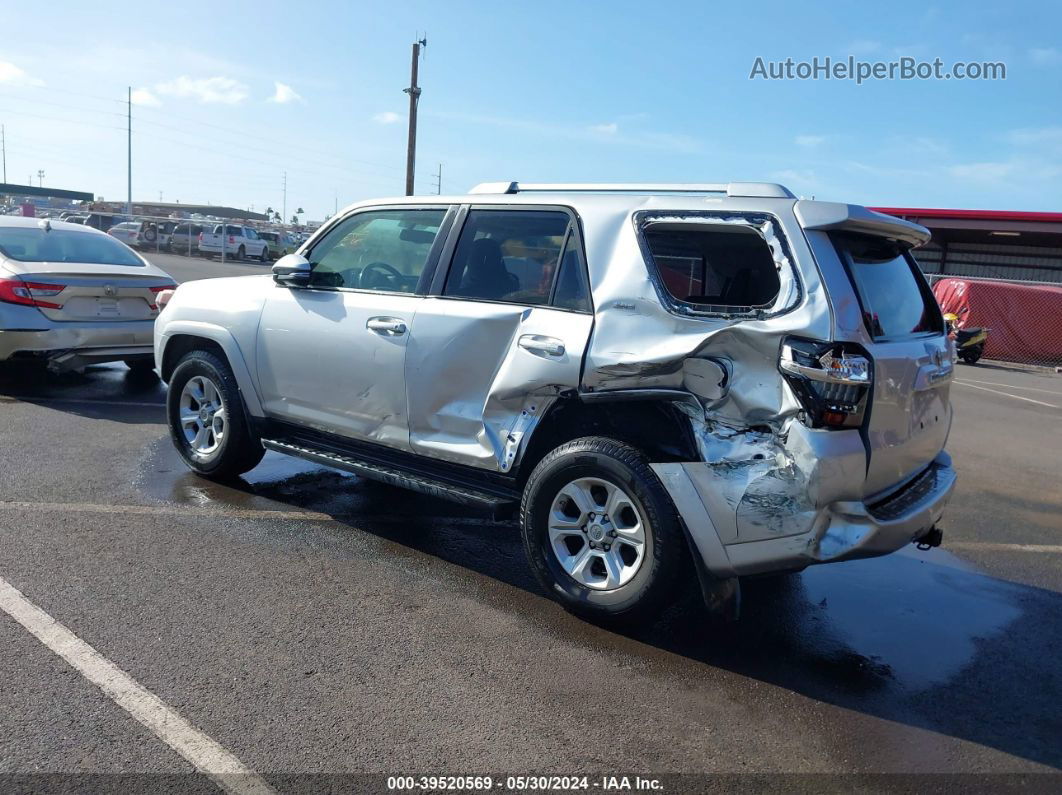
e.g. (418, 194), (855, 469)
(959, 346), (982, 364)
(520, 436), (688, 626)
(166, 350), (264, 478)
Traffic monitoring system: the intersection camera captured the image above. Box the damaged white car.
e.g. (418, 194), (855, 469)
(155, 182), (955, 624)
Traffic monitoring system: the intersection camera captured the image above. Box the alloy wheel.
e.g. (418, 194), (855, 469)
(178, 375), (227, 457)
(548, 477), (648, 590)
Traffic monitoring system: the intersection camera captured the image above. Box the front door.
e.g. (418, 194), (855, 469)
(406, 207), (595, 471)
(255, 206), (451, 450)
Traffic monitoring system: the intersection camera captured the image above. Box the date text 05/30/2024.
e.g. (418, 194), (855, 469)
(386, 776), (664, 791)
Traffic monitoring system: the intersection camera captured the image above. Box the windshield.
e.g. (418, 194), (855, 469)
(0, 227), (145, 266)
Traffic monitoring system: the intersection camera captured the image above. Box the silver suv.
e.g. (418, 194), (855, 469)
(155, 182), (956, 624)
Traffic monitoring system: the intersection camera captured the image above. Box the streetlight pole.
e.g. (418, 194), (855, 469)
(127, 87), (132, 218)
(37, 169), (44, 187)
(1, 124), (6, 184)
(404, 37), (426, 196)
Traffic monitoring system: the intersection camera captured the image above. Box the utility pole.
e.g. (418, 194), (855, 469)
(37, 169), (44, 187)
(282, 171), (287, 226)
(1, 125), (6, 184)
(403, 37), (427, 196)
(127, 87), (132, 217)
(432, 163), (442, 195)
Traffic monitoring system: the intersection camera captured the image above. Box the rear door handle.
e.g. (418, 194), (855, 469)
(518, 334), (565, 357)
(366, 317), (407, 335)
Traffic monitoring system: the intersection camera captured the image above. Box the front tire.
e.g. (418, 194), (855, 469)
(259, 246), (269, 263)
(520, 437), (688, 625)
(236, 245), (246, 261)
(167, 350), (264, 478)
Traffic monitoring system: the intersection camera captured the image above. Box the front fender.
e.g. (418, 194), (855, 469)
(155, 319), (265, 417)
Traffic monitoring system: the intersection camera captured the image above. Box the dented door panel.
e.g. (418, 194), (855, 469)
(406, 298), (592, 470)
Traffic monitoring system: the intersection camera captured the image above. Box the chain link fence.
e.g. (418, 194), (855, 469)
(924, 272), (1062, 370)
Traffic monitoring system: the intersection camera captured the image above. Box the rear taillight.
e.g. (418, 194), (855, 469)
(198, 233), (203, 242)
(0, 278), (65, 310)
(228, 235), (235, 244)
(779, 337), (872, 430)
(149, 283), (178, 311)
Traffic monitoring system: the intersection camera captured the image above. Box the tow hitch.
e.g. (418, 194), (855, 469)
(915, 526), (944, 551)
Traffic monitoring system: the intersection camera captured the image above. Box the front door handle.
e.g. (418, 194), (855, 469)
(367, 317), (407, 335)
(518, 334), (565, 357)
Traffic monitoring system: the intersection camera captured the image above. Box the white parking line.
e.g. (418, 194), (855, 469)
(953, 381), (1060, 409)
(957, 377), (1062, 396)
(0, 500), (334, 522)
(949, 542), (1062, 554)
(0, 500), (500, 527)
(0, 395), (164, 408)
(0, 576), (275, 795)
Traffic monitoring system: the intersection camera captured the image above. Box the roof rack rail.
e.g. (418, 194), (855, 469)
(467, 181), (795, 199)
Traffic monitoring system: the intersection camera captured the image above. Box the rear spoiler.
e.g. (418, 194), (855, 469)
(794, 200), (931, 248)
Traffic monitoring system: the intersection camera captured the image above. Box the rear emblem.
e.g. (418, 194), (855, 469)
(104, 284), (117, 297)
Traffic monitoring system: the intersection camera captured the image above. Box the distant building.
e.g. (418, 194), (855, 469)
(872, 207), (1062, 285)
(0, 182), (94, 205)
(90, 200), (270, 222)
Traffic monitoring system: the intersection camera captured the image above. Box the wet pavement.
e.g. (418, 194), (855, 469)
(1, 358), (1060, 784)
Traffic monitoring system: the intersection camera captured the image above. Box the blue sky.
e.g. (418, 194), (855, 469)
(1, 0), (1059, 220)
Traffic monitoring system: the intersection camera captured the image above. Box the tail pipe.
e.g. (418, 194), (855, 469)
(915, 526), (944, 551)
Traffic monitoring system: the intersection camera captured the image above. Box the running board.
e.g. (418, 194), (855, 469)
(260, 438), (519, 512)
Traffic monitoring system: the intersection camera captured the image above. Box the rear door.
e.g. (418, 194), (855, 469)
(406, 206), (594, 471)
(831, 232), (953, 495)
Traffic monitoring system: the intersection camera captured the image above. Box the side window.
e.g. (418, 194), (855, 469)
(551, 231), (592, 312)
(642, 222), (780, 310)
(307, 208), (446, 292)
(245, 228), (257, 240)
(443, 210), (570, 304)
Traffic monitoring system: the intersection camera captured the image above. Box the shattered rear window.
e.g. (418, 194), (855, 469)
(641, 222), (781, 312)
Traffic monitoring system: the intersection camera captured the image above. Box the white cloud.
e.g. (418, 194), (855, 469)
(155, 75), (249, 104)
(1030, 47), (1060, 65)
(0, 59), (44, 86)
(589, 122), (618, 135)
(130, 87), (161, 107)
(794, 134), (826, 148)
(1007, 126), (1062, 147)
(949, 161), (1017, 181)
(372, 111), (401, 124)
(845, 39), (881, 56)
(269, 81), (302, 104)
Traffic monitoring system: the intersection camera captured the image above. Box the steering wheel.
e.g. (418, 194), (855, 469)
(359, 261), (403, 290)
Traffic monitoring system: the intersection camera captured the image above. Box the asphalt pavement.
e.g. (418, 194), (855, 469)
(0, 253), (1060, 791)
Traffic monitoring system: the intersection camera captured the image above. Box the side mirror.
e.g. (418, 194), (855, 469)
(272, 253), (311, 287)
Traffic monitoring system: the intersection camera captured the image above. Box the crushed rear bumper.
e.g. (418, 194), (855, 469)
(0, 321), (155, 370)
(653, 450), (956, 578)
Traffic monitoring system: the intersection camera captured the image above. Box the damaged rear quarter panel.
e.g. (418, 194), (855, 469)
(580, 202), (847, 545)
